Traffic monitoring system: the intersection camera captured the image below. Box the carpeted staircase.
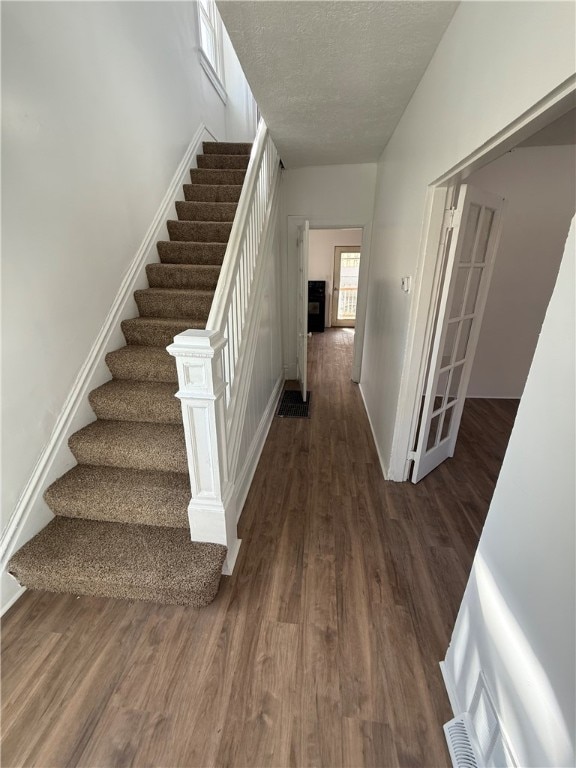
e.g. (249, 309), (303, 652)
(8, 142), (252, 607)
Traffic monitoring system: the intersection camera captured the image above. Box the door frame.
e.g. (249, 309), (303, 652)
(332, 246), (362, 328)
(286, 217), (373, 383)
(389, 76), (576, 481)
(296, 222), (309, 401)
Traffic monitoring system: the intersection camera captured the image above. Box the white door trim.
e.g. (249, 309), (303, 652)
(388, 78), (576, 481)
(296, 222), (309, 401)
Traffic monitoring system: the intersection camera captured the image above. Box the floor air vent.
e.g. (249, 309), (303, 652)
(444, 714), (483, 768)
(277, 390), (311, 418)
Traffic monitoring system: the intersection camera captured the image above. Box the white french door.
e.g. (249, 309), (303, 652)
(412, 185), (506, 483)
(296, 221), (309, 402)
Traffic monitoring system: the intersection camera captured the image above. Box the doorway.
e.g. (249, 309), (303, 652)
(293, 224), (366, 382)
(406, 108), (576, 483)
(306, 229), (363, 386)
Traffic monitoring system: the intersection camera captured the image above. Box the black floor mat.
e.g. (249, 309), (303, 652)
(277, 389), (311, 418)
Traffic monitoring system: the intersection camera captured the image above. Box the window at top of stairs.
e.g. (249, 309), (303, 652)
(197, 0), (227, 104)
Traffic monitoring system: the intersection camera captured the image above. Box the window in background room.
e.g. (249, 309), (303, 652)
(332, 247), (361, 327)
(197, 0), (226, 102)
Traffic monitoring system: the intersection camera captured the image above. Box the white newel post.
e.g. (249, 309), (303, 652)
(167, 329), (239, 574)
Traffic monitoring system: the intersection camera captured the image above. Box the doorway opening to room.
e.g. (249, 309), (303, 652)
(290, 220), (368, 405)
(393, 100), (575, 486)
(304, 228), (364, 387)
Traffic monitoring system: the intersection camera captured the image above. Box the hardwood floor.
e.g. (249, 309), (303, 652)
(1, 328), (518, 768)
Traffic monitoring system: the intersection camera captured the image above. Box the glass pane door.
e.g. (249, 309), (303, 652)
(332, 248), (361, 327)
(412, 185), (506, 482)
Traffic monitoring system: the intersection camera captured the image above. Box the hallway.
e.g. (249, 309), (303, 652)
(1, 329), (518, 767)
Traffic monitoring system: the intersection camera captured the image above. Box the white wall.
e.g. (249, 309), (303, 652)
(222, 25), (258, 143)
(308, 228), (363, 327)
(443, 219), (575, 767)
(1, 2), (255, 536)
(467, 145), (576, 398)
(280, 164), (377, 375)
(360, 0), (576, 475)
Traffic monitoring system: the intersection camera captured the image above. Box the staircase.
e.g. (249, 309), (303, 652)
(8, 142), (253, 607)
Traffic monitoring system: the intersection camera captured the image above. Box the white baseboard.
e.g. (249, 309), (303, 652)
(222, 538), (242, 576)
(466, 394), (522, 400)
(234, 372), (284, 525)
(1, 573), (26, 618)
(0, 123), (216, 616)
(359, 382), (390, 481)
(440, 659), (462, 716)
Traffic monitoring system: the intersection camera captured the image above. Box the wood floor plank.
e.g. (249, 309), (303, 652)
(215, 619), (299, 768)
(1, 329), (518, 767)
(292, 620), (342, 768)
(342, 717), (400, 768)
(74, 706), (157, 768)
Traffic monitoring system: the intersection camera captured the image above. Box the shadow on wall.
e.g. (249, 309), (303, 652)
(446, 553), (574, 766)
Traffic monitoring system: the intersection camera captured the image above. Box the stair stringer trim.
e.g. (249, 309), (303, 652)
(0, 122), (216, 616)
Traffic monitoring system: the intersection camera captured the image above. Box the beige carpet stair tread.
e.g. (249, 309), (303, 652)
(175, 201), (238, 222)
(197, 154), (250, 170)
(69, 420), (187, 473)
(106, 345), (177, 383)
(189, 168), (246, 186)
(183, 184), (243, 203)
(157, 241), (227, 265)
(167, 220), (232, 243)
(89, 380), (181, 424)
(134, 288), (214, 320)
(121, 317), (203, 347)
(7, 518), (226, 607)
(202, 141), (252, 155)
(146, 263), (221, 290)
(44, 465), (190, 527)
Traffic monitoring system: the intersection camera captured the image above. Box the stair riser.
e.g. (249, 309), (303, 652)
(49, 504), (188, 528)
(7, 516), (226, 607)
(121, 319), (201, 347)
(44, 467), (190, 528)
(203, 141), (252, 155)
(196, 155), (250, 170)
(134, 291), (213, 320)
(183, 184), (242, 203)
(146, 264), (221, 290)
(69, 433), (188, 473)
(106, 352), (177, 383)
(89, 392), (181, 425)
(189, 169), (246, 186)
(175, 201), (237, 222)
(157, 242), (227, 265)
(8, 573), (221, 607)
(168, 220), (232, 243)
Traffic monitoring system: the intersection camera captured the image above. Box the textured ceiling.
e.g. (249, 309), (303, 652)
(218, 1), (459, 167)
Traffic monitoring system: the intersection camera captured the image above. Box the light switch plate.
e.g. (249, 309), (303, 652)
(401, 276), (412, 293)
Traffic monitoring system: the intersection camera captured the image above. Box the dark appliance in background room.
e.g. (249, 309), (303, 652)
(308, 280), (325, 332)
